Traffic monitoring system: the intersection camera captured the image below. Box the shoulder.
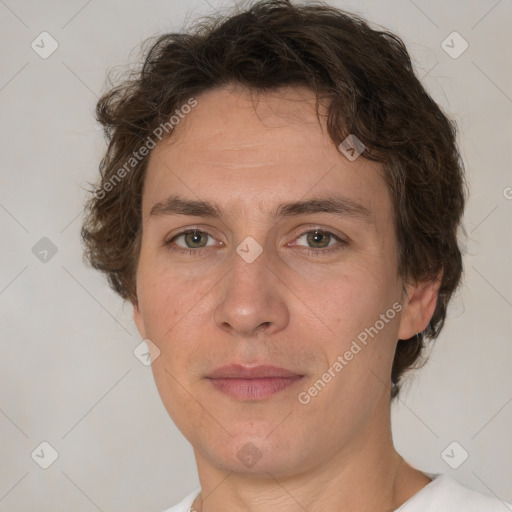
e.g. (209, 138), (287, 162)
(397, 473), (511, 511)
(160, 488), (201, 512)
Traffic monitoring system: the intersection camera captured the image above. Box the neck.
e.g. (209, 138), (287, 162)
(191, 395), (430, 512)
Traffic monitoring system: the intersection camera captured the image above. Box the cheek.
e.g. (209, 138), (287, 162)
(300, 260), (400, 392)
(296, 259), (396, 342)
(149, 357), (202, 440)
(136, 255), (225, 382)
(137, 248), (202, 335)
(137, 265), (208, 428)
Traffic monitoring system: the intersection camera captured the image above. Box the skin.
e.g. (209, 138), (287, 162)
(133, 83), (440, 512)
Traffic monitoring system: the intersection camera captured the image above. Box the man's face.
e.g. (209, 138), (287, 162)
(133, 84), (409, 476)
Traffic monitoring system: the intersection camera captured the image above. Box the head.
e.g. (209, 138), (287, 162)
(82, 0), (465, 476)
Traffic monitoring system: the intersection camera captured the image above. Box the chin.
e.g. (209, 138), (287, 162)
(214, 450), (301, 477)
(199, 431), (314, 478)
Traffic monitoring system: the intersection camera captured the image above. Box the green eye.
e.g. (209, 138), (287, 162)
(296, 230), (337, 249)
(182, 230), (209, 248)
(166, 229), (216, 250)
(305, 230), (334, 248)
(292, 229), (348, 256)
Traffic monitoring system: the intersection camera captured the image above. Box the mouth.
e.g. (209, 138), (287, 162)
(205, 364), (305, 400)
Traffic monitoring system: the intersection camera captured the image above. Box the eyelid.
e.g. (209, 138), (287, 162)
(163, 226), (222, 248)
(287, 227), (348, 255)
(290, 224), (349, 243)
(293, 231), (339, 248)
(163, 224), (349, 252)
(174, 231), (217, 249)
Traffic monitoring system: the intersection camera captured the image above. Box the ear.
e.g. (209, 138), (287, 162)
(132, 300), (147, 339)
(397, 270), (442, 340)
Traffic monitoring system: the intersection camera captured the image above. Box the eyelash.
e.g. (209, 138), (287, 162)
(163, 227), (348, 257)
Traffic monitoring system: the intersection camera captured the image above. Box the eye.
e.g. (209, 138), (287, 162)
(292, 229), (347, 255)
(165, 229), (218, 251)
(163, 227), (346, 256)
(296, 230), (336, 248)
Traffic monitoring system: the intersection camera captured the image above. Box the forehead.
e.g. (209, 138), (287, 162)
(143, 84), (391, 224)
(155, 85), (333, 167)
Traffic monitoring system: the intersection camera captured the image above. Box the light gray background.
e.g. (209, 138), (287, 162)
(1, 0), (511, 510)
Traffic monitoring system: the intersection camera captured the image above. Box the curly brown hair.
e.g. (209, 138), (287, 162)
(81, 0), (466, 398)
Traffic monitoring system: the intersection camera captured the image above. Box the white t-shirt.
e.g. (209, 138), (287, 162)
(161, 473), (511, 511)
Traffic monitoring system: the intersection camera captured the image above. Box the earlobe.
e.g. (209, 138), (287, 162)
(132, 301), (146, 339)
(397, 271), (442, 340)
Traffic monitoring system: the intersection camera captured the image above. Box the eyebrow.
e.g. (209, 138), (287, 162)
(148, 194), (373, 223)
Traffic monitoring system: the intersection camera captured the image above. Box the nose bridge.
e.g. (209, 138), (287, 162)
(226, 241), (274, 308)
(214, 240), (289, 336)
(234, 241), (274, 293)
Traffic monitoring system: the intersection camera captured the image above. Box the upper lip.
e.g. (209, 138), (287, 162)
(206, 364), (302, 379)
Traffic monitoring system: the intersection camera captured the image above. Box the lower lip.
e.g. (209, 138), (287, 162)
(207, 376), (303, 400)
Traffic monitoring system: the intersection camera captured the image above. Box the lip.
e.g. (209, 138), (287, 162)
(207, 364), (300, 379)
(206, 364), (304, 400)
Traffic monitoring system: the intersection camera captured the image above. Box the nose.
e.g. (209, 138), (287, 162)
(213, 245), (290, 338)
